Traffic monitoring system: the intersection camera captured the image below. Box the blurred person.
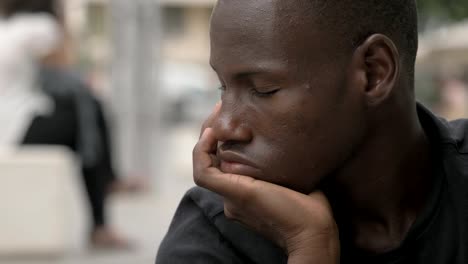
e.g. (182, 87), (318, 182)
(158, 0), (468, 263)
(0, 4), (58, 146)
(0, 0), (142, 249)
(25, 65), (133, 249)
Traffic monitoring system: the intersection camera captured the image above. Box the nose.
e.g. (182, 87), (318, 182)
(212, 102), (252, 144)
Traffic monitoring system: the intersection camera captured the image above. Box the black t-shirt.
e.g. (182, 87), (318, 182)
(156, 104), (468, 264)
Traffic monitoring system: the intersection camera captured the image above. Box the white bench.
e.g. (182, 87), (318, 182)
(0, 146), (85, 257)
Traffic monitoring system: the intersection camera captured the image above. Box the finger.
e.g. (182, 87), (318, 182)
(195, 166), (256, 200)
(193, 129), (246, 196)
(193, 129), (265, 201)
(193, 128), (219, 173)
(307, 191), (334, 214)
(195, 166), (258, 204)
(194, 129), (281, 208)
(210, 154), (220, 168)
(199, 101), (222, 138)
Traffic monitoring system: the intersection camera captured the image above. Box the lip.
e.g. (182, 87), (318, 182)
(217, 151), (261, 176)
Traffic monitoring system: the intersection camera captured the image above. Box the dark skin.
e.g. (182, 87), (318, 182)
(193, 0), (433, 262)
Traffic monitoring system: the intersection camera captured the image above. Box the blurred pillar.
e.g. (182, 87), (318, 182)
(110, 0), (161, 178)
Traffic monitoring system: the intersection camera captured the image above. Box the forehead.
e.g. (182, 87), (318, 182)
(210, 1), (278, 63)
(209, 0), (336, 74)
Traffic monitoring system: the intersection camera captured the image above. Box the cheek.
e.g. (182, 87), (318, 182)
(249, 131), (325, 193)
(271, 122), (330, 191)
(248, 104), (327, 191)
(248, 95), (364, 193)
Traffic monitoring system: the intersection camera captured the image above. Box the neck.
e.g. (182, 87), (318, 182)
(325, 105), (433, 254)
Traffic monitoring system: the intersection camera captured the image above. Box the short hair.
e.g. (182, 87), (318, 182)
(303, 0), (418, 80)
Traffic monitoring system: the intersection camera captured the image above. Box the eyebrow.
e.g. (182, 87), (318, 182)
(210, 62), (285, 81)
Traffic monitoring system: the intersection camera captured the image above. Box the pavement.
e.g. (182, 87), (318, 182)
(2, 123), (200, 264)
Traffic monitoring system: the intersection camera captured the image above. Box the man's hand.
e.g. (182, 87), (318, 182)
(193, 105), (340, 263)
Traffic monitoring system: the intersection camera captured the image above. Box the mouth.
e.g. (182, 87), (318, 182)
(217, 151), (261, 176)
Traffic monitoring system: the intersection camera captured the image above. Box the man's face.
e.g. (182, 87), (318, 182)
(210, 0), (366, 193)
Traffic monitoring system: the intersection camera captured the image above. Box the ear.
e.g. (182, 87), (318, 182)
(352, 34), (400, 106)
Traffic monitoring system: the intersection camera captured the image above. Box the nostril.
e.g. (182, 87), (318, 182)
(221, 140), (237, 149)
(218, 140), (248, 153)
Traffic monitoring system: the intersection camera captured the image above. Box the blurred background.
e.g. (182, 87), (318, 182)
(0, 0), (467, 263)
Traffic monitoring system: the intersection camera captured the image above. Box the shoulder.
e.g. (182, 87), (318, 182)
(156, 187), (286, 264)
(39, 66), (91, 97)
(446, 118), (468, 155)
(438, 118), (468, 188)
(185, 186), (225, 218)
(156, 187), (243, 264)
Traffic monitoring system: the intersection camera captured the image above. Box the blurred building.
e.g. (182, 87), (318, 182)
(418, 19), (468, 76)
(416, 19), (468, 119)
(61, 0), (160, 177)
(59, 0), (218, 178)
(60, 0), (111, 93)
(160, 0), (214, 64)
(63, 0), (215, 80)
(158, 0), (219, 124)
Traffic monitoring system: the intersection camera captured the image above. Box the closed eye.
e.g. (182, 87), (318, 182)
(250, 87), (280, 98)
(218, 84), (280, 98)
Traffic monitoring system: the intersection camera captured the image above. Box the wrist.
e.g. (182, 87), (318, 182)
(287, 227), (340, 264)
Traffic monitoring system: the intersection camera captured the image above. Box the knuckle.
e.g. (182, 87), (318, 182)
(193, 169), (205, 186)
(193, 173), (201, 185)
(200, 117), (214, 134)
(192, 162), (204, 179)
(192, 143), (199, 157)
(200, 123), (208, 134)
(192, 140), (204, 158)
(192, 163), (203, 185)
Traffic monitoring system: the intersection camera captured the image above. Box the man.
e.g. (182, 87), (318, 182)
(157, 0), (468, 263)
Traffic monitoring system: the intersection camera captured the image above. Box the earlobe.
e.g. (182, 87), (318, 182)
(359, 34), (399, 106)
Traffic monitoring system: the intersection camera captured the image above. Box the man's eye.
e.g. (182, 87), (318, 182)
(250, 87), (280, 98)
